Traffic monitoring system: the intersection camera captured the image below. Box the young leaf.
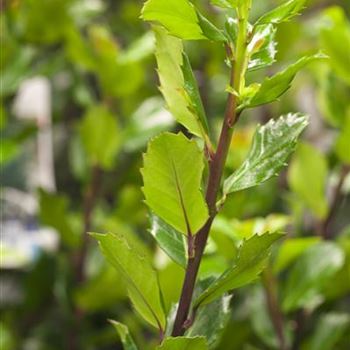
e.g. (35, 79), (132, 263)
(223, 113), (308, 195)
(282, 242), (345, 312)
(154, 26), (208, 138)
(110, 321), (138, 350)
(149, 214), (187, 268)
(255, 0), (306, 25)
(195, 232), (283, 307)
(142, 0), (225, 41)
(248, 24), (277, 71)
(158, 336), (209, 350)
(287, 142), (329, 219)
(142, 132), (209, 235)
(79, 105), (120, 170)
(242, 53), (325, 109)
(92, 232), (166, 330)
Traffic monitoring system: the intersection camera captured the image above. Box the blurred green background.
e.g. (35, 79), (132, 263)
(1, 0), (350, 349)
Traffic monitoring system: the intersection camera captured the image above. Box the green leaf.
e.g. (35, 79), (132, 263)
(92, 232), (166, 330)
(243, 53), (325, 109)
(142, 132), (208, 235)
(154, 26), (208, 137)
(39, 190), (80, 247)
(141, 0), (224, 41)
(195, 232), (283, 307)
(181, 53), (209, 133)
(158, 337), (208, 350)
(149, 214), (187, 268)
(282, 242), (345, 312)
(320, 7), (350, 85)
(224, 113), (308, 195)
(255, 0), (306, 25)
(186, 280), (232, 349)
(307, 313), (350, 350)
(141, 0), (203, 40)
(79, 105), (120, 170)
(287, 142), (329, 219)
(335, 115), (350, 164)
(248, 24), (277, 71)
(110, 321), (138, 350)
(210, 0), (237, 9)
(274, 237), (321, 273)
(75, 265), (126, 312)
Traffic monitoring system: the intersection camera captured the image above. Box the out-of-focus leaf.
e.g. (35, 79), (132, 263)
(0, 323), (15, 350)
(79, 105), (120, 170)
(118, 32), (155, 64)
(75, 265), (126, 312)
(248, 24), (277, 71)
(149, 215), (187, 268)
(110, 321), (138, 350)
(22, 0), (73, 44)
(320, 7), (350, 85)
(317, 71), (350, 127)
(335, 115), (350, 164)
(0, 47), (35, 97)
(287, 142), (328, 219)
(274, 237), (321, 273)
(141, 132), (208, 235)
(186, 279), (231, 349)
(195, 233), (283, 307)
(282, 242), (345, 312)
(255, 0), (306, 25)
(92, 232), (166, 330)
(243, 53), (325, 109)
(39, 190), (80, 247)
(306, 313), (350, 350)
(157, 337), (208, 350)
(142, 0), (224, 41)
(210, 0), (237, 9)
(0, 139), (20, 165)
(224, 114), (308, 195)
(153, 26), (208, 137)
(250, 286), (291, 349)
(123, 97), (174, 152)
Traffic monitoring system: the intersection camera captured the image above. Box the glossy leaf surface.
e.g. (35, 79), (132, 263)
(149, 214), (187, 268)
(248, 24), (277, 71)
(224, 113), (308, 195)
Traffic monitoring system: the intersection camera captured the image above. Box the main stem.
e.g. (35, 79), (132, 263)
(172, 6), (250, 336)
